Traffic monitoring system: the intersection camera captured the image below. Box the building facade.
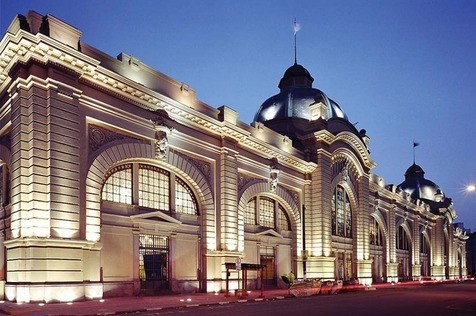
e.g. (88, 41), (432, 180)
(0, 11), (469, 303)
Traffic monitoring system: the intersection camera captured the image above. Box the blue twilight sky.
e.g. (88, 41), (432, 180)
(1, 0), (476, 230)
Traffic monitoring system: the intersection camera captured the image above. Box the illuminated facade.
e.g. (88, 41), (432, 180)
(0, 11), (469, 303)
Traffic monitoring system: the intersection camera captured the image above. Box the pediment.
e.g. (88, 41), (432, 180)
(256, 229), (283, 239)
(130, 211), (182, 226)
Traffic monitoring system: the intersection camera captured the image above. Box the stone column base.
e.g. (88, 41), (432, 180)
(386, 263), (398, 283)
(305, 256), (335, 280)
(431, 265), (445, 280)
(412, 264), (421, 280)
(357, 259), (372, 286)
(5, 282), (103, 303)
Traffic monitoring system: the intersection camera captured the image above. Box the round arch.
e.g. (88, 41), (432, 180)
(333, 131), (375, 170)
(371, 209), (389, 241)
(331, 148), (366, 178)
(85, 141), (216, 250)
(237, 181), (301, 254)
(395, 219), (413, 245)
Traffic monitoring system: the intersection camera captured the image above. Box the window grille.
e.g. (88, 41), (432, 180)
(277, 205), (291, 231)
(101, 164), (132, 204)
(175, 177), (198, 215)
(139, 234), (169, 283)
(332, 185), (352, 238)
(245, 198), (256, 225)
(259, 197), (275, 228)
(138, 164), (170, 210)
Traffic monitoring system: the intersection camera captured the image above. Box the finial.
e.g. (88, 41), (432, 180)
(293, 18), (301, 65)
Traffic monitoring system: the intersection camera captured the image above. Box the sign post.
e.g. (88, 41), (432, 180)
(235, 257), (241, 295)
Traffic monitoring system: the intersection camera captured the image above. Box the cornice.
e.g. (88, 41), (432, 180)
(0, 30), (316, 174)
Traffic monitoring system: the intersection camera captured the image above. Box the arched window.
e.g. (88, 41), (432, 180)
(245, 196), (291, 231)
(370, 217), (383, 246)
(259, 197), (275, 228)
(396, 226), (410, 250)
(420, 234), (429, 254)
(245, 198), (256, 225)
(138, 164), (169, 210)
(277, 205), (291, 231)
(175, 178), (197, 215)
(102, 164), (132, 204)
(101, 163), (198, 215)
(331, 185), (352, 238)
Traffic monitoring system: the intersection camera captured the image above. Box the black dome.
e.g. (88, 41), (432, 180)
(398, 163), (443, 201)
(254, 63), (348, 123)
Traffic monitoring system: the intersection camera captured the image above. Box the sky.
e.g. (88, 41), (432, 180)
(1, 0), (475, 230)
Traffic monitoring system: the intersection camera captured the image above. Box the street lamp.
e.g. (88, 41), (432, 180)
(467, 184), (476, 192)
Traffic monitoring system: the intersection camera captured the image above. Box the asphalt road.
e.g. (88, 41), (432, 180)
(122, 281), (476, 316)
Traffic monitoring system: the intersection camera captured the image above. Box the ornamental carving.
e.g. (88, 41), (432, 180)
(88, 124), (144, 154)
(150, 109), (174, 160)
(238, 173), (263, 193)
(282, 187), (300, 207)
(269, 158), (280, 193)
(172, 149), (211, 184)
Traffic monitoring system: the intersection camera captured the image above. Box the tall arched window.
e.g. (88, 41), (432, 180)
(244, 196), (291, 231)
(396, 226), (410, 250)
(331, 185), (352, 238)
(101, 163), (198, 215)
(420, 233), (430, 254)
(370, 217), (383, 246)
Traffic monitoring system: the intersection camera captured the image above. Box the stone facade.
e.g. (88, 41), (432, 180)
(0, 11), (468, 303)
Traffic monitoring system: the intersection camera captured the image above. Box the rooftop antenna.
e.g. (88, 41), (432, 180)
(413, 140), (420, 164)
(294, 18), (301, 65)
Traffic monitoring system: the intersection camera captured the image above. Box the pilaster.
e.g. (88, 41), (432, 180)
(219, 137), (239, 252)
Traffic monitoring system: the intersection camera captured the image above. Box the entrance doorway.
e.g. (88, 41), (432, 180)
(260, 246), (275, 286)
(139, 234), (169, 290)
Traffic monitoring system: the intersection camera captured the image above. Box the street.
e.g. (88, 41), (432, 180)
(123, 281), (476, 316)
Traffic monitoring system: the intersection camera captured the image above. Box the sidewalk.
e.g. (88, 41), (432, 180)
(0, 288), (291, 316)
(0, 279), (470, 316)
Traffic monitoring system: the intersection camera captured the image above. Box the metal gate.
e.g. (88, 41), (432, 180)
(139, 234), (169, 290)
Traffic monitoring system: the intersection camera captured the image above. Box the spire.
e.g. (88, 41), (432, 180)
(413, 140), (420, 164)
(293, 18), (301, 65)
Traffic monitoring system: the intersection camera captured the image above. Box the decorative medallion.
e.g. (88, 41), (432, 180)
(88, 124), (144, 154)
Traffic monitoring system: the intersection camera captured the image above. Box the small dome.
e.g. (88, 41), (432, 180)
(254, 63), (348, 123)
(278, 63), (314, 89)
(397, 163), (444, 201)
